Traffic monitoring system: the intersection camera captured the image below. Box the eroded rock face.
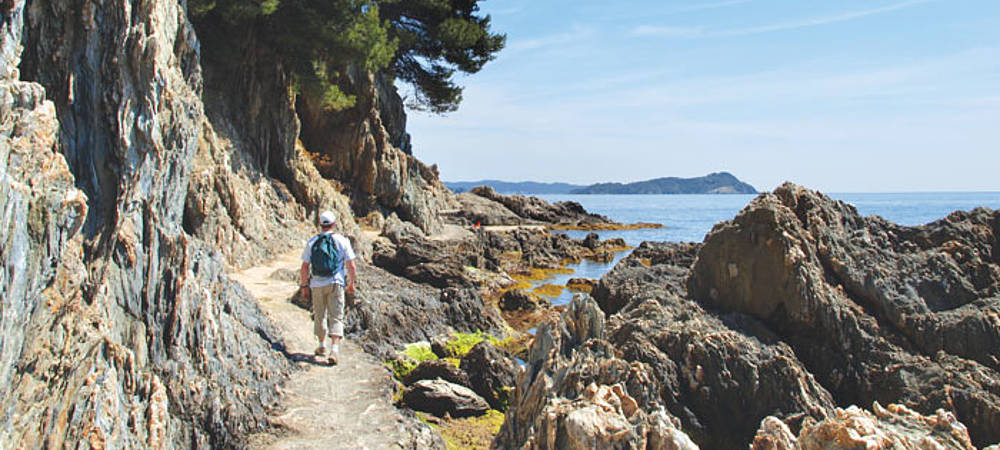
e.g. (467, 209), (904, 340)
(298, 69), (452, 234)
(591, 241), (699, 315)
(4, 0), (291, 446)
(689, 183), (1000, 446)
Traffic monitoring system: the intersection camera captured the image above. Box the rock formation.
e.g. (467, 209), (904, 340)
(4, 0), (292, 446)
(0, 0), (501, 446)
(689, 183), (1000, 446)
(467, 185), (611, 227)
(499, 184), (1000, 448)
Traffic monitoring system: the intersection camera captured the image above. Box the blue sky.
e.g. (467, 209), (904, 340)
(404, 0), (1000, 192)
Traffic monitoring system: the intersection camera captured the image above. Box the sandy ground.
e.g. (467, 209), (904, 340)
(234, 251), (425, 449)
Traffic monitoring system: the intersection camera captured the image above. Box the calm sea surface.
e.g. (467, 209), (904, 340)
(532, 192), (1000, 307)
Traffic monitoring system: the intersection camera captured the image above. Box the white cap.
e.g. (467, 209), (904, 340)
(319, 211), (336, 226)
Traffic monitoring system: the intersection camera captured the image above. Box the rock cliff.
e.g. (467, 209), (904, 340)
(2, 0), (472, 445)
(4, 0), (292, 446)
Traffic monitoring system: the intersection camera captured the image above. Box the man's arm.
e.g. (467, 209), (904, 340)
(300, 262), (311, 291)
(345, 259), (356, 295)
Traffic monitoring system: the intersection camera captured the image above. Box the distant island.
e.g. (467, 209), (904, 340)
(445, 172), (757, 195)
(444, 180), (583, 194)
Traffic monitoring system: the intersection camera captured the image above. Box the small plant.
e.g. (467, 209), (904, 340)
(387, 342), (439, 380)
(403, 342), (438, 362)
(443, 331), (498, 358)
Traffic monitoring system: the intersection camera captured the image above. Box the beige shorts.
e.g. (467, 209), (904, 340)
(312, 284), (345, 339)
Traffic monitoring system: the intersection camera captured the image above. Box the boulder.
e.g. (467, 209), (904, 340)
(583, 233), (600, 249)
(403, 360), (471, 388)
(460, 342), (519, 410)
(590, 241), (699, 315)
(402, 380), (490, 418)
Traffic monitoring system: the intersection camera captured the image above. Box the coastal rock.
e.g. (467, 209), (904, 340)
(689, 183), (1000, 446)
(500, 245), (838, 448)
(451, 192), (524, 226)
(469, 185), (612, 227)
(345, 263), (505, 359)
(403, 360), (472, 388)
(566, 278), (597, 293)
(591, 241), (700, 315)
(402, 380), (490, 418)
(497, 295), (699, 449)
(500, 289), (550, 312)
(6, 0), (292, 446)
(751, 403), (978, 450)
(459, 342), (519, 410)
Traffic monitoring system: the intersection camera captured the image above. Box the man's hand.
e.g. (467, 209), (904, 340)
(345, 259), (357, 297)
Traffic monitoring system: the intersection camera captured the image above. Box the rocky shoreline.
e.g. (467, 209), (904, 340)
(3, 0), (999, 447)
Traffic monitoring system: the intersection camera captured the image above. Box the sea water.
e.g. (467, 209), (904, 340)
(533, 192), (1000, 306)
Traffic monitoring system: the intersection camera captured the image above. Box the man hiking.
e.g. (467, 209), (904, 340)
(300, 211), (356, 365)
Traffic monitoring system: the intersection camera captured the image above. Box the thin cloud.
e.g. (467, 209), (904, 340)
(716, 0), (938, 36)
(634, 0), (938, 40)
(507, 27), (594, 52)
(669, 0), (752, 14)
(631, 25), (704, 37)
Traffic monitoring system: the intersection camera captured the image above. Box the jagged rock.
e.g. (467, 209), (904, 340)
(591, 241), (700, 315)
(752, 403), (979, 450)
(460, 342), (519, 410)
(403, 360), (471, 388)
(689, 183), (1000, 446)
(6, 0), (292, 446)
(501, 245), (839, 448)
(402, 380), (490, 418)
(469, 185), (612, 226)
(500, 289), (550, 312)
(497, 295), (698, 449)
(583, 233), (600, 249)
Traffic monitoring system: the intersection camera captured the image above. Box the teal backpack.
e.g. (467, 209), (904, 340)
(310, 234), (340, 277)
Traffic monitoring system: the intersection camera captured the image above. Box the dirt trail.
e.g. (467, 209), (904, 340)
(234, 250), (435, 449)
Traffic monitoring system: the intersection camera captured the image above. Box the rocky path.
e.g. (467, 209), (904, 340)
(233, 251), (437, 449)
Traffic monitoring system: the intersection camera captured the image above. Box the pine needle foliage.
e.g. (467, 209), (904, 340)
(188, 0), (504, 113)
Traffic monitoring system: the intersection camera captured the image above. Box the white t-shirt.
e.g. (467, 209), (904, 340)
(301, 232), (356, 288)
